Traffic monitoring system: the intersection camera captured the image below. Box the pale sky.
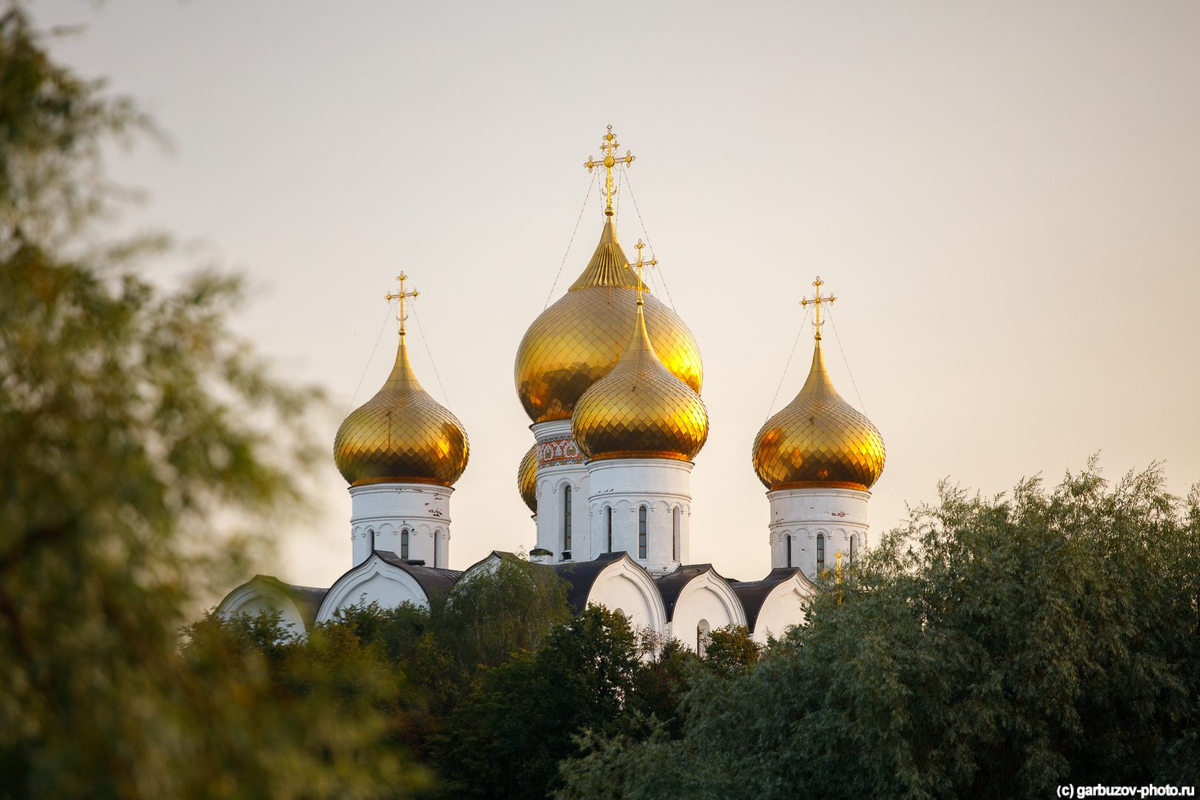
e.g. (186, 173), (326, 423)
(36, 0), (1200, 587)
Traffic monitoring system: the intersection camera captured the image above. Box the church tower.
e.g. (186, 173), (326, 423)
(572, 250), (709, 575)
(752, 277), (885, 580)
(333, 273), (469, 569)
(513, 126), (703, 564)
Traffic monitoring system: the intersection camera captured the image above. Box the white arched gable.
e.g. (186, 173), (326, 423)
(751, 572), (818, 644)
(217, 578), (309, 638)
(586, 554), (666, 634)
(316, 555), (430, 623)
(670, 571), (747, 650)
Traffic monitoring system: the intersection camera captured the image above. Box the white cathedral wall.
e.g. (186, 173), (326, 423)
(533, 419), (589, 562)
(585, 458), (692, 575)
(349, 482), (452, 567)
(217, 582), (308, 637)
(316, 557), (429, 623)
(585, 557), (667, 634)
(768, 487), (870, 581)
(669, 574), (746, 652)
(751, 575), (817, 644)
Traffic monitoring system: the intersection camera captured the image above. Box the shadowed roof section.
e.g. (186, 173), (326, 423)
(551, 551), (627, 614)
(731, 567), (803, 633)
(373, 550), (462, 596)
(655, 564), (717, 622)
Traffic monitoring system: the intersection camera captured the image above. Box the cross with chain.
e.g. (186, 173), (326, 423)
(584, 124), (635, 219)
(385, 272), (419, 336)
(800, 275), (837, 342)
(628, 239), (657, 306)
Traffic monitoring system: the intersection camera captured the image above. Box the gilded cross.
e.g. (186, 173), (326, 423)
(584, 124), (635, 218)
(386, 272), (419, 336)
(800, 275), (836, 342)
(629, 239), (657, 306)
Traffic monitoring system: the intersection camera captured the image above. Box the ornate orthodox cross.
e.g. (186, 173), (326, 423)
(800, 275), (837, 342)
(386, 271), (419, 336)
(631, 239), (657, 306)
(585, 124), (635, 218)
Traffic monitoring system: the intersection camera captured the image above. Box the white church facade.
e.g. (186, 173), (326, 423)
(218, 128), (887, 649)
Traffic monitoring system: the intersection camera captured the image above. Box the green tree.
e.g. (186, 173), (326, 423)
(0, 6), (424, 796)
(432, 555), (572, 680)
(558, 462), (1200, 800)
(437, 605), (644, 799)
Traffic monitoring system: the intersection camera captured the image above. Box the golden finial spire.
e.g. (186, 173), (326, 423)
(629, 238), (657, 307)
(585, 124), (635, 218)
(386, 272), (419, 336)
(800, 275), (837, 342)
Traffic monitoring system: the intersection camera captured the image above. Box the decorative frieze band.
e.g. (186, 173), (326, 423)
(537, 437), (585, 467)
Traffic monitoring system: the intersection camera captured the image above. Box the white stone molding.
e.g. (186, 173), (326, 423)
(585, 553), (668, 634)
(217, 578), (309, 637)
(669, 571), (747, 651)
(316, 555), (429, 622)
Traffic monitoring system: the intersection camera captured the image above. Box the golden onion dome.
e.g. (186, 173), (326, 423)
(334, 334), (469, 487)
(517, 443), (538, 513)
(752, 341), (885, 491)
(572, 301), (709, 462)
(514, 218), (703, 424)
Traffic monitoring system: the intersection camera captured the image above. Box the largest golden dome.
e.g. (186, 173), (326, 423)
(514, 218), (703, 424)
(573, 301), (709, 462)
(334, 334), (469, 487)
(752, 341), (885, 491)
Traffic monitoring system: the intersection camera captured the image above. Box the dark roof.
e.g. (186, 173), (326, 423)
(731, 567), (803, 633)
(551, 551), (626, 614)
(373, 550), (462, 596)
(655, 564), (714, 622)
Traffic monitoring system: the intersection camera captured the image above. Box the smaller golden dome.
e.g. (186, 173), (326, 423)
(573, 302), (709, 462)
(334, 335), (469, 487)
(518, 444), (537, 513)
(752, 341), (885, 491)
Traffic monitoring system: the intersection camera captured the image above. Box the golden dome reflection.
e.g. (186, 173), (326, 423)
(514, 218), (703, 424)
(573, 301), (709, 462)
(751, 340), (885, 491)
(334, 334), (470, 487)
(518, 443), (537, 513)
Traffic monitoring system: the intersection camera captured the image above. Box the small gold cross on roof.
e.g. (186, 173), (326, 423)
(386, 271), (419, 336)
(800, 276), (836, 341)
(627, 239), (657, 306)
(584, 124), (635, 219)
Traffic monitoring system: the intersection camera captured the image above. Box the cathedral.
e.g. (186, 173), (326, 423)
(218, 127), (887, 649)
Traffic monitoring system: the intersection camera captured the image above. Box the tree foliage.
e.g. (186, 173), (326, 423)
(0, 5), (424, 796)
(558, 462), (1200, 799)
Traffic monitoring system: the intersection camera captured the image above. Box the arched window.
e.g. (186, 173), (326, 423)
(563, 485), (573, 553)
(697, 619), (711, 655)
(672, 507), (680, 561)
(849, 534), (856, 564)
(816, 533), (825, 572)
(606, 506), (613, 553)
(433, 531), (440, 568)
(638, 506), (648, 559)
(401, 528), (410, 561)
(368, 528), (376, 551)
(785, 534), (792, 568)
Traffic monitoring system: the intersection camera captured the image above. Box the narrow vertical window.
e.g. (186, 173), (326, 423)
(563, 485), (572, 552)
(638, 506), (648, 559)
(433, 532), (438, 568)
(697, 619), (711, 655)
(785, 534), (792, 568)
(816, 533), (825, 572)
(606, 507), (613, 553)
(849, 534), (856, 564)
(369, 528), (376, 551)
(401, 528), (410, 560)
(672, 507), (680, 561)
